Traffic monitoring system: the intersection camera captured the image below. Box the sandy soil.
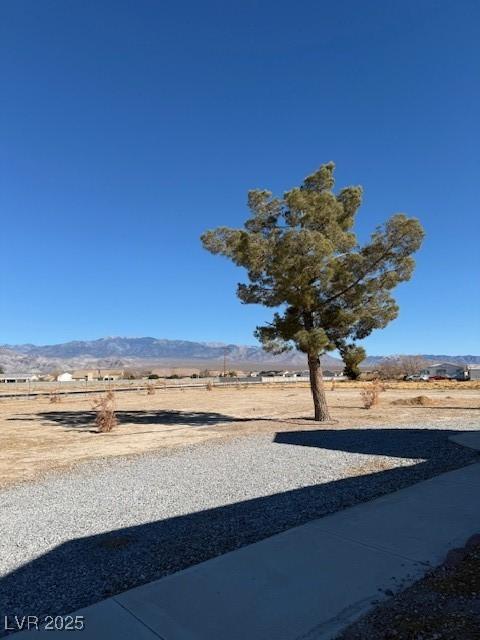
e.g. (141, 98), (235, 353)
(1, 384), (479, 487)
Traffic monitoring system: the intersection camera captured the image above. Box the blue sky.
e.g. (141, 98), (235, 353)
(1, 0), (479, 354)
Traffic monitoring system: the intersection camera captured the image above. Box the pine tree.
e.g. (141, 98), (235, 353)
(201, 162), (424, 421)
(338, 343), (366, 380)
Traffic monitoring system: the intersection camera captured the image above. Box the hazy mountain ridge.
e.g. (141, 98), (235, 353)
(1, 337), (479, 374)
(0, 337), (334, 373)
(5, 337), (312, 364)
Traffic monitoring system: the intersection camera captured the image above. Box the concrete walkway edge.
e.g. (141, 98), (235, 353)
(449, 430), (480, 451)
(16, 460), (480, 639)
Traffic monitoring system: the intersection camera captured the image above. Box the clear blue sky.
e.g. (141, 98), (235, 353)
(1, 0), (479, 354)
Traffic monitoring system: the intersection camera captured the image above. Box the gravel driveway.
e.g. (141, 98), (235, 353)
(0, 420), (478, 632)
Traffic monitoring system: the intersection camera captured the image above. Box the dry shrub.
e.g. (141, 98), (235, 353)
(391, 395), (438, 407)
(331, 379), (336, 391)
(361, 387), (377, 409)
(206, 381), (214, 391)
(49, 391), (61, 404)
(92, 390), (117, 433)
(360, 379), (383, 409)
(146, 383), (156, 395)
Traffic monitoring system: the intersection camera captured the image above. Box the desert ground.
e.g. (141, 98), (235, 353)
(1, 381), (479, 627)
(1, 381), (479, 487)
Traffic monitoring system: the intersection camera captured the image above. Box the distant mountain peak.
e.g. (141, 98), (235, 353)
(1, 337), (479, 375)
(0, 336), (338, 374)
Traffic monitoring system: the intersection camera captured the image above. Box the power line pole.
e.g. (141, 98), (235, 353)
(223, 347), (227, 378)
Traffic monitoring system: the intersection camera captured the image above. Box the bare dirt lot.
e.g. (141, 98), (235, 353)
(1, 382), (479, 626)
(1, 382), (479, 487)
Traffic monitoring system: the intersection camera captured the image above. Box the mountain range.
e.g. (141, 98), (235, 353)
(1, 336), (479, 374)
(0, 337), (335, 373)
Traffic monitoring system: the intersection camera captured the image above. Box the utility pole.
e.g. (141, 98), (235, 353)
(223, 347), (227, 378)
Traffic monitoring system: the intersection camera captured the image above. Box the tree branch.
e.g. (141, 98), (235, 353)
(319, 233), (409, 306)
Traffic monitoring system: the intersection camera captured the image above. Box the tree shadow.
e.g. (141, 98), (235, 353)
(273, 427), (466, 459)
(0, 427), (477, 634)
(8, 409), (254, 430)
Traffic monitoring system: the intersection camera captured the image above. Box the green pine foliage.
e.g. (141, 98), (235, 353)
(201, 162), (424, 420)
(339, 344), (366, 380)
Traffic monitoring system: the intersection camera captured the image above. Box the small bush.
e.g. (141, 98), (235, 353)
(206, 381), (214, 391)
(92, 391), (117, 433)
(360, 379), (383, 409)
(49, 391), (61, 404)
(146, 383), (156, 395)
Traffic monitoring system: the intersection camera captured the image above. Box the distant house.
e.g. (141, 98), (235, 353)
(323, 369), (339, 378)
(420, 362), (466, 380)
(467, 365), (480, 381)
(72, 369), (98, 381)
(57, 372), (73, 382)
(71, 369), (125, 381)
(0, 373), (38, 383)
(260, 370), (287, 377)
(98, 369), (125, 381)
(150, 367), (199, 378)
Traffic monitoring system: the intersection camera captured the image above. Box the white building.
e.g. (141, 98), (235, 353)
(467, 365), (480, 381)
(0, 373), (38, 383)
(71, 369), (125, 381)
(57, 372), (74, 382)
(420, 362), (467, 380)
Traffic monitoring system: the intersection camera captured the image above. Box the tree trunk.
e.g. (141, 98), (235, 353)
(307, 354), (332, 421)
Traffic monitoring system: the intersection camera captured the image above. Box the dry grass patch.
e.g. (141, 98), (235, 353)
(0, 385), (479, 487)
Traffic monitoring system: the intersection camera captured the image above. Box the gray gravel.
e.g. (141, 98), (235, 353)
(0, 420), (478, 632)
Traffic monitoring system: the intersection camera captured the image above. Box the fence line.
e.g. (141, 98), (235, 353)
(0, 375), (337, 400)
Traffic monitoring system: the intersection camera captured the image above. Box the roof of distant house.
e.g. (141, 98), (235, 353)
(0, 372), (36, 378)
(424, 361), (466, 368)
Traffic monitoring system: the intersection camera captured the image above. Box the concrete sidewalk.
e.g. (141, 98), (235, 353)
(449, 430), (480, 451)
(16, 462), (480, 640)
